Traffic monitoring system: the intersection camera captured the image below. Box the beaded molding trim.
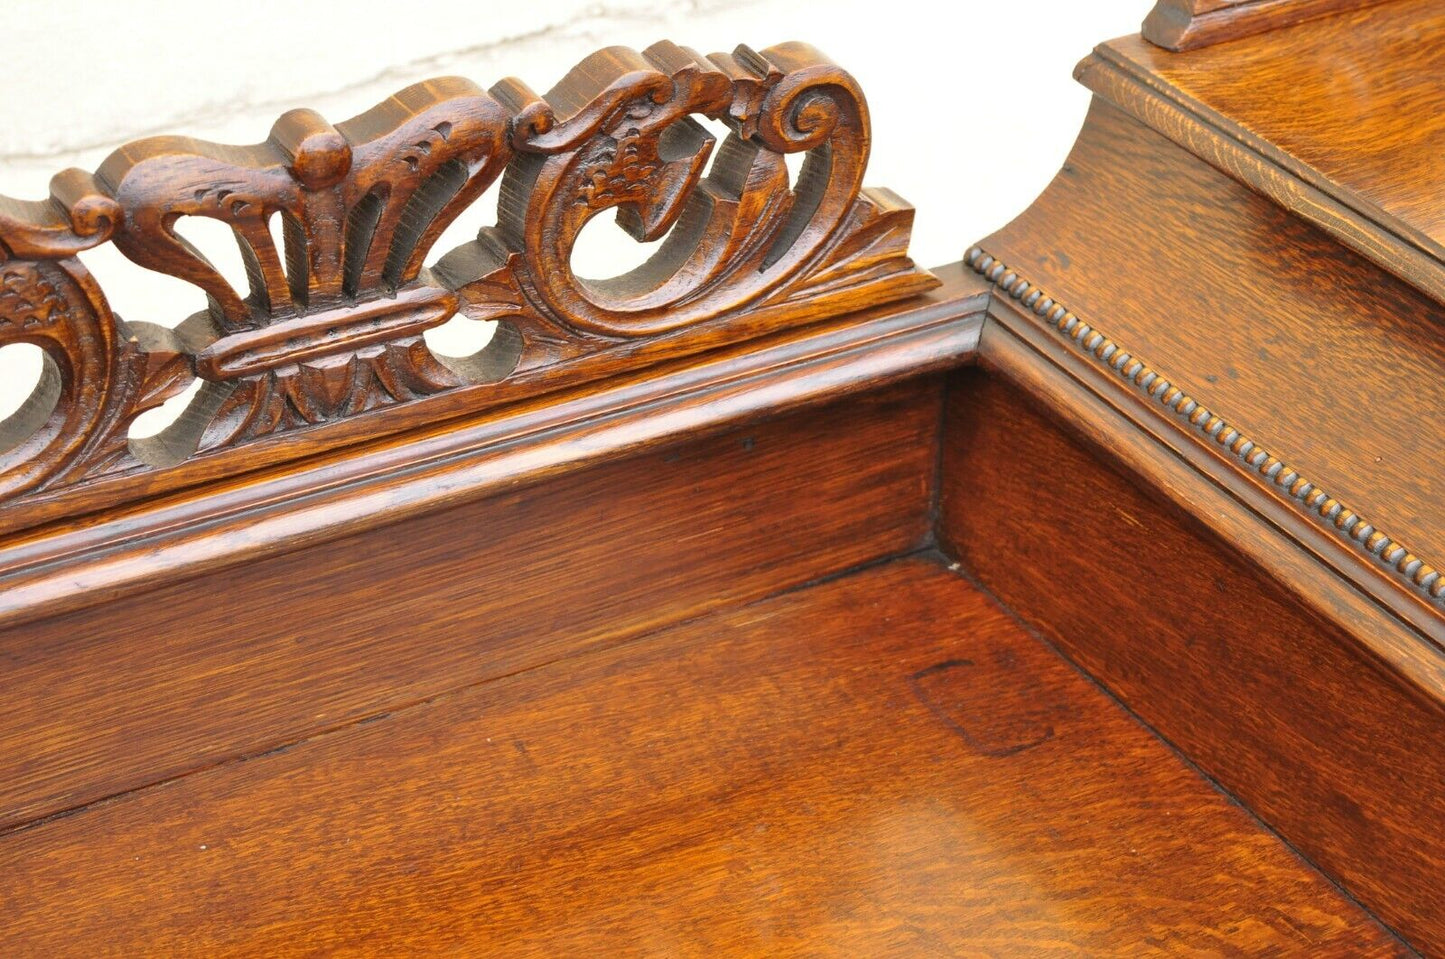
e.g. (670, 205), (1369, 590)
(966, 246), (1445, 608)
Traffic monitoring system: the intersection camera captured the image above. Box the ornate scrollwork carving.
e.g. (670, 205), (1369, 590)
(0, 176), (190, 499)
(0, 40), (936, 513)
(485, 42), (885, 336)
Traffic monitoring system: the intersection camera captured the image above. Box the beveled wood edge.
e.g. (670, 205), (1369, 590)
(964, 249), (1445, 700)
(1075, 45), (1445, 308)
(1141, 0), (1392, 51)
(0, 274), (986, 633)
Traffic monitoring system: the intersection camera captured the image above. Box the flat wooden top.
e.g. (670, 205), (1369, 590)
(0, 558), (1399, 955)
(1097, 0), (1445, 300)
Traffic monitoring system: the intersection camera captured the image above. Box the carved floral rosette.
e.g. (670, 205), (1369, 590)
(0, 41), (936, 513)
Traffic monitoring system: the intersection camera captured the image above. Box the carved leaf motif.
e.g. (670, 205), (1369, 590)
(0, 40), (937, 520)
(771, 190), (923, 306)
(59, 337), (194, 483)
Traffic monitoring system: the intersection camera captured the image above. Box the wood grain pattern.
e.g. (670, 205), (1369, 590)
(938, 366), (1441, 953)
(0, 274), (984, 634)
(969, 246), (1445, 620)
(0, 559), (1402, 956)
(0, 12), (1433, 955)
(1085, 2), (1445, 302)
(0, 41), (936, 528)
(980, 98), (1445, 643)
(0, 379), (939, 832)
(1141, 0), (1390, 50)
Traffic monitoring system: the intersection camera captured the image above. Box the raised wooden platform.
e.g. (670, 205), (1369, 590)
(0, 558), (1399, 956)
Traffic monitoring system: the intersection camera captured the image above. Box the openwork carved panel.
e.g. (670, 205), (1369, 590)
(0, 41), (935, 521)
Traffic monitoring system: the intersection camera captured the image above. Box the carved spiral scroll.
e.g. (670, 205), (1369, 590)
(0, 40), (935, 516)
(0, 257), (113, 498)
(0, 177), (189, 499)
(494, 42), (870, 335)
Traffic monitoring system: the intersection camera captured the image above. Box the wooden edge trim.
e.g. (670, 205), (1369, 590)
(1141, 0), (1392, 52)
(0, 279), (987, 633)
(967, 247), (1445, 685)
(1075, 47), (1445, 307)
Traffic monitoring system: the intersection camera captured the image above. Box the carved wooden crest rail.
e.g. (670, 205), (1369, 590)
(0, 41), (936, 529)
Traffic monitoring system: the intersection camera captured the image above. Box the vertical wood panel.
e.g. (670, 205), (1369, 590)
(0, 378), (939, 832)
(938, 368), (1445, 952)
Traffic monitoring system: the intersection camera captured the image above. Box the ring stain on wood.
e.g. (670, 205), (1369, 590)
(909, 644), (1069, 757)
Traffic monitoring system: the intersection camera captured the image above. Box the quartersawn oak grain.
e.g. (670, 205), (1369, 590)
(0, 10), (1433, 955)
(961, 12), (1445, 946)
(1087, 1), (1445, 303)
(938, 368), (1441, 953)
(1141, 0), (1389, 50)
(0, 380), (940, 832)
(981, 98), (1445, 634)
(0, 560), (1401, 957)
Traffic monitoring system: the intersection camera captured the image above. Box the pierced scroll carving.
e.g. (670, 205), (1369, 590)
(0, 180), (191, 497)
(0, 41), (936, 512)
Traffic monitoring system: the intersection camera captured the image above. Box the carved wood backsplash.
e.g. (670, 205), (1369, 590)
(0, 41), (936, 526)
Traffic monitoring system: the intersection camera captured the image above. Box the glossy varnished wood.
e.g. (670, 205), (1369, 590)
(938, 367), (1443, 952)
(1087, 1), (1445, 302)
(0, 42), (936, 530)
(0, 11), (1432, 954)
(0, 380), (938, 831)
(0, 559), (1400, 956)
(959, 12), (1445, 947)
(0, 275), (984, 633)
(1141, 0), (1390, 50)
(981, 99), (1445, 634)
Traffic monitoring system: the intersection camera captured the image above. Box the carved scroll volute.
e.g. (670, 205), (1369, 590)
(0, 172), (181, 498)
(490, 41), (871, 336)
(0, 41), (935, 517)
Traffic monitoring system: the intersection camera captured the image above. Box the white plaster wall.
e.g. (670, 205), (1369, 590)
(0, 0), (1143, 416)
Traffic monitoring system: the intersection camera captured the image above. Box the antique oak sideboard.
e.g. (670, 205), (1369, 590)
(0, 3), (1440, 954)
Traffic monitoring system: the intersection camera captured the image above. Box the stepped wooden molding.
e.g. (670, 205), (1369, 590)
(1079, 9), (1445, 309)
(1141, 0), (1389, 50)
(966, 246), (1445, 614)
(0, 40), (936, 528)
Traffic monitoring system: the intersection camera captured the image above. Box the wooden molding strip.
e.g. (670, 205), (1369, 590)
(1076, 44), (1445, 309)
(0, 277), (985, 633)
(1141, 0), (1391, 51)
(966, 246), (1445, 614)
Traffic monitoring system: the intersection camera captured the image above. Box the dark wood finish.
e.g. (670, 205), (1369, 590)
(978, 99), (1445, 640)
(0, 380), (939, 832)
(1141, 0), (1390, 50)
(0, 559), (1401, 956)
(939, 367), (1445, 952)
(1084, 1), (1445, 304)
(0, 42), (936, 529)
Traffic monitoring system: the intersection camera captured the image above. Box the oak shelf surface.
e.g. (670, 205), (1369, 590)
(0, 558), (1397, 956)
